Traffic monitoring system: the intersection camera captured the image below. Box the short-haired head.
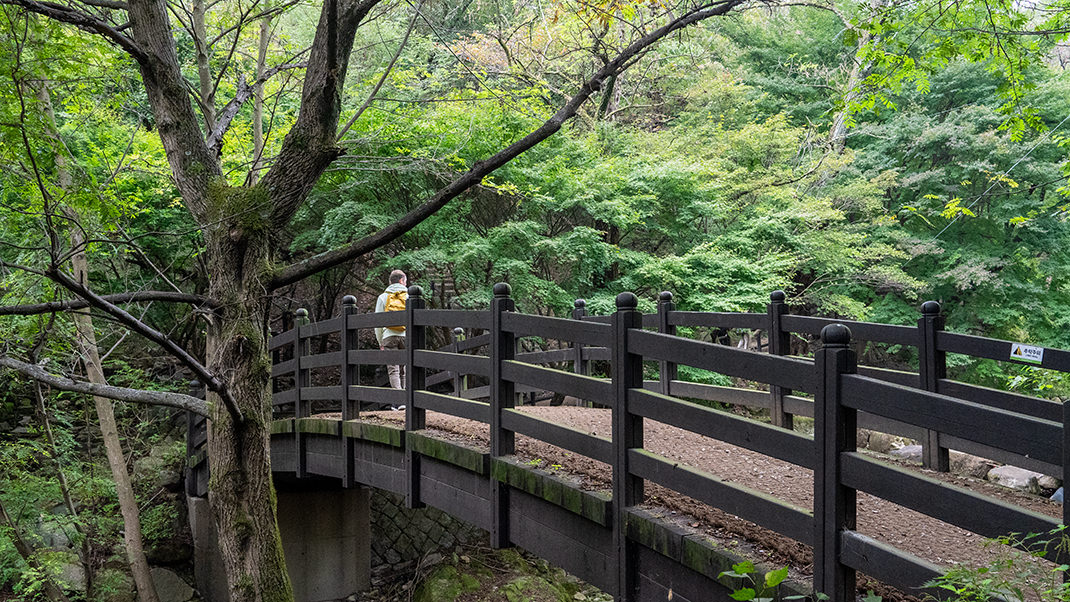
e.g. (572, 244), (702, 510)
(389, 270), (406, 285)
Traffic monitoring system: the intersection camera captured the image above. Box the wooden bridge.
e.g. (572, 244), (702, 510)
(187, 285), (1070, 602)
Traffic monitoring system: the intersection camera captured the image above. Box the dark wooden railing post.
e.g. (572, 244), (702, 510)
(657, 291), (676, 396)
(612, 292), (644, 602)
(294, 307), (309, 479)
(767, 290), (793, 429)
(918, 301), (950, 472)
(341, 295), (357, 488)
(572, 298), (588, 377)
(490, 283), (516, 549)
(813, 324), (857, 602)
(452, 327), (465, 396)
(405, 285), (426, 509)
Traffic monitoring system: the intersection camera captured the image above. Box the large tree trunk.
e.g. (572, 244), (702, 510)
(203, 210), (293, 602)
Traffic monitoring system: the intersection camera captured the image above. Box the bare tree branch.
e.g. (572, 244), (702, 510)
(0, 354), (210, 416)
(1, 0), (147, 63)
(270, 0), (745, 289)
(0, 291), (218, 316)
(206, 58), (308, 153)
(46, 268), (242, 422)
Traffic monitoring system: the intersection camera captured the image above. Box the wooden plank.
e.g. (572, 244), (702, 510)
(842, 453), (1060, 547)
(352, 457), (405, 494)
(268, 329), (296, 350)
(635, 545), (736, 602)
(413, 349), (491, 377)
(841, 374), (1061, 466)
(270, 358), (296, 378)
(298, 316), (343, 338)
(347, 349), (406, 366)
(413, 391), (490, 423)
(272, 388), (297, 406)
(782, 395), (814, 417)
(582, 347), (611, 361)
(628, 449), (813, 544)
(460, 385), (490, 400)
(627, 389), (814, 469)
(839, 531), (947, 600)
(581, 315), (613, 324)
(413, 309), (490, 329)
(502, 361), (614, 405)
(502, 312), (612, 346)
(346, 312), (412, 329)
(306, 452), (342, 478)
(348, 385), (406, 406)
(857, 365), (919, 387)
(856, 412), (926, 441)
(455, 333), (492, 352)
(938, 379), (1061, 421)
(299, 386), (344, 401)
(419, 457), (493, 530)
(667, 381), (773, 409)
(299, 351), (344, 370)
(628, 330), (817, 394)
(515, 348), (574, 364)
(509, 489), (617, 595)
(502, 409), (613, 464)
(937, 331), (1070, 372)
(667, 311), (765, 331)
(781, 315), (918, 347)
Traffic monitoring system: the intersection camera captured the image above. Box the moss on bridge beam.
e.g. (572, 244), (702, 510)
(491, 456), (610, 526)
(626, 508), (810, 599)
(407, 431), (489, 474)
(295, 418), (341, 436)
(342, 420), (404, 447)
(270, 419), (294, 434)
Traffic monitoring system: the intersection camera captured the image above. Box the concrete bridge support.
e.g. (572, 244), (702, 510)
(189, 487), (371, 602)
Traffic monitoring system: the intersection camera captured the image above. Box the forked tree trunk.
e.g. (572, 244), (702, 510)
(203, 213), (293, 602)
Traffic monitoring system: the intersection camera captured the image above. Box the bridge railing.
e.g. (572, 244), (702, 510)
(244, 284), (1070, 601)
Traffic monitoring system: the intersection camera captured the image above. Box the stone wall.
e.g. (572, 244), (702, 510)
(369, 490), (485, 570)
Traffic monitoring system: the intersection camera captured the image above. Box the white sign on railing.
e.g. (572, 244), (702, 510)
(1010, 342), (1044, 365)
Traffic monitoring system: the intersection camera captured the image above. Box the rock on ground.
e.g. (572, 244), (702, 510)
(150, 567), (194, 602)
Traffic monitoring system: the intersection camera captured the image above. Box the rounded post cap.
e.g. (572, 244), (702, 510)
(493, 282), (511, 297)
(453, 327), (464, 335)
(921, 300), (941, 315)
(574, 298), (586, 309)
(821, 324), (852, 346)
(407, 285), (423, 297)
(342, 294), (357, 306)
(770, 290), (786, 302)
(295, 308), (309, 318)
(659, 291), (673, 303)
(616, 292), (639, 310)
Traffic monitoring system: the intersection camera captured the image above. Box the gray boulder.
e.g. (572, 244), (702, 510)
(150, 568), (194, 602)
(986, 466), (1052, 494)
(889, 444), (922, 462)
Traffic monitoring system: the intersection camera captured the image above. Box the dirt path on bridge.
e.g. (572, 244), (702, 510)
(353, 406), (1061, 600)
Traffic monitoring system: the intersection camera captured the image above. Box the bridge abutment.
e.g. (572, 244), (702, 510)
(189, 488), (371, 602)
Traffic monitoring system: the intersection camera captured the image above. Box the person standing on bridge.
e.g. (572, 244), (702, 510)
(375, 269), (408, 392)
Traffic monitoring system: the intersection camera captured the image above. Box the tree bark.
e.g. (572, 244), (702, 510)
(203, 217), (293, 602)
(69, 222), (162, 602)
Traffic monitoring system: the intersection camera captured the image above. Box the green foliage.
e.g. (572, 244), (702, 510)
(925, 527), (1070, 602)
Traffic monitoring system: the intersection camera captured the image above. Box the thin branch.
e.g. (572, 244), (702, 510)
(0, 354), (210, 416)
(206, 58), (308, 153)
(337, 0), (421, 140)
(0, 291), (218, 316)
(46, 268), (242, 422)
(270, 0), (745, 289)
(1, 0), (147, 64)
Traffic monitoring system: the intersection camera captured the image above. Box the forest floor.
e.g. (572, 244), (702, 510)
(346, 404), (1062, 601)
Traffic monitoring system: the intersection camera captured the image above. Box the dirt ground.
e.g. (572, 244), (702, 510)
(346, 405), (1061, 600)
